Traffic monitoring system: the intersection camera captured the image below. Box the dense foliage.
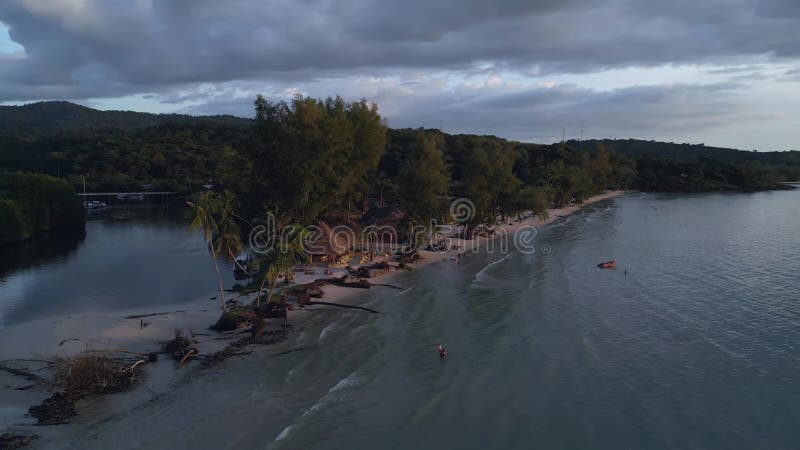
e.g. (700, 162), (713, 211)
(1, 100), (798, 236)
(0, 172), (85, 245)
(0, 124), (246, 192)
(219, 95), (388, 223)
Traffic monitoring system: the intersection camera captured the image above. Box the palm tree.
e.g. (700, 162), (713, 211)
(253, 228), (309, 308)
(214, 192), (247, 274)
(187, 191), (228, 312)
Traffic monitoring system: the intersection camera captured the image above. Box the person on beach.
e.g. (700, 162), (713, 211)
(437, 343), (447, 360)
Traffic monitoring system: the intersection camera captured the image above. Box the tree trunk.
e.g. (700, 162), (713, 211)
(254, 274), (269, 308)
(266, 279), (277, 305)
(210, 246), (226, 312)
(228, 249), (250, 277)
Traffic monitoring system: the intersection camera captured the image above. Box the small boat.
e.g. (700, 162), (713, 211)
(597, 260), (616, 269)
(83, 200), (107, 211)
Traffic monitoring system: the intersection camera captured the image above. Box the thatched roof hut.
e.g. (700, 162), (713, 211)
(307, 220), (350, 262)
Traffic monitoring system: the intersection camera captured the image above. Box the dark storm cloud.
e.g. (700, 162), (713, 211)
(1, 0), (800, 100)
(178, 78), (753, 145)
(380, 82), (753, 142)
(0, 0), (799, 150)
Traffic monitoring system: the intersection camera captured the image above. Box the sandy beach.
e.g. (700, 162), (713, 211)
(0, 190), (626, 435)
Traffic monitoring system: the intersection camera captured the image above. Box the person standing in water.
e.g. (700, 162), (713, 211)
(437, 343), (447, 360)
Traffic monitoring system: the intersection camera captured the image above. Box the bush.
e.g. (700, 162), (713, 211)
(0, 172), (85, 245)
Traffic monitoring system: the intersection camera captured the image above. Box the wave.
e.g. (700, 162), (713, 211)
(274, 425), (293, 441)
(328, 372), (361, 394)
(318, 321), (339, 342)
(300, 372), (362, 419)
(474, 253), (512, 279)
(472, 253), (513, 287)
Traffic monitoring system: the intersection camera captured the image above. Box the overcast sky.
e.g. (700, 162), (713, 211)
(1, 0), (799, 150)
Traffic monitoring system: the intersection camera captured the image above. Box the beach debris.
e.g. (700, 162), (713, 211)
(356, 262), (391, 278)
(28, 351), (146, 425)
(209, 306), (258, 332)
(124, 310), (186, 320)
(58, 338), (79, 346)
(305, 301), (380, 314)
(179, 349), (197, 365)
(0, 433), (38, 449)
(28, 392), (75, 425)
(160, 329), (197, 363)
(0, 362), (49, 384)
(326, 274), (371, 289)
(370, 283), (403, 290)
(201, 324), (290, 369)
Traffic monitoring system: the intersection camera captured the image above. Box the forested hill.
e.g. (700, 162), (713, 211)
(0, 101), (251, 132)
(1, 99), (798, 196)
(567, 139), (800, 165)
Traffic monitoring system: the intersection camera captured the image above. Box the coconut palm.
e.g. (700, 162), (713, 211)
(214, 192), (247, 272)
(253, 228), (309, 308)
(187, 191), (228, 312)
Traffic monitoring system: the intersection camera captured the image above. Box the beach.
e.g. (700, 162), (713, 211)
(0, 190), (626, 435)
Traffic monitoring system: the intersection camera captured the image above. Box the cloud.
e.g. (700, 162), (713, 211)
(2, 0), (800, 97)
(175, 76), (755, 144)
(0, 0), (799, 149)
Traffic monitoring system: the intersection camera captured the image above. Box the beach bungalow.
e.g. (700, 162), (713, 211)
(306, 220), (349, 263)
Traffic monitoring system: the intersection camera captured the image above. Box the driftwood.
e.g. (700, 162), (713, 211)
(371, 283), (403, 289)
(161, 330), (195, 363)
(84, 349), (148, 358)
(305, 301), (380, 314)
(124, 310), (184, 319)
(179, 349), (197, 365)
(0, 364), (48, 384)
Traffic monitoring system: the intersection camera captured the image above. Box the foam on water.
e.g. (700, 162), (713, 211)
(274, 425), (293, 441)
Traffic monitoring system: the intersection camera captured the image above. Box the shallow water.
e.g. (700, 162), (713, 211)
(13, 192), (800, 449)
(0, 206), (235, 327)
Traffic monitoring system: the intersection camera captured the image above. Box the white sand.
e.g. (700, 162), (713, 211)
(0, 190), (626, 433)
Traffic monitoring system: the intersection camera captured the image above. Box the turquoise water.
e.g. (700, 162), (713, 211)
(23, 191), (800, 448)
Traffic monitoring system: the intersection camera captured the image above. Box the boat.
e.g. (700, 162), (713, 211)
(597, 260), (616, 269)
(83, 200), (107, 211)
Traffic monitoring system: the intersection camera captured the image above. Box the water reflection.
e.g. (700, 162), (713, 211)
(0, 228), (86, 280)
(0, 205), (234, 327)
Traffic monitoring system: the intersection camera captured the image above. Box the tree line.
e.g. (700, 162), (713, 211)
(0, 172), (85, 246)
(1, 95), (798, 238)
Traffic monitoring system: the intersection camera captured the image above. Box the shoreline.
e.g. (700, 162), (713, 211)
(0, 190), (627, 436)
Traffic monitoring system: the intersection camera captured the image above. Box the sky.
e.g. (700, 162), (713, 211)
(1, 0), (799, 151)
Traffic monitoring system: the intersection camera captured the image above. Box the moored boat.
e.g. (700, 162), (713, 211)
(597, 259), (616, 269)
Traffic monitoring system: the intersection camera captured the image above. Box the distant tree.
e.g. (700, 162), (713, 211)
(399, 131), (449, 223)
(513, 186), (550, 221)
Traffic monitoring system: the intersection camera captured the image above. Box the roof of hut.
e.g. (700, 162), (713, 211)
(306, 220), (349, 256)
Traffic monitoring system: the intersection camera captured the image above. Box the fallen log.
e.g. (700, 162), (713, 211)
(0, 364), (48, 384)
(371, 283), (404, 289)
(179, 349), (197, 365)
(305, 301), (380, 314)
(124, 310), (186, 319)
